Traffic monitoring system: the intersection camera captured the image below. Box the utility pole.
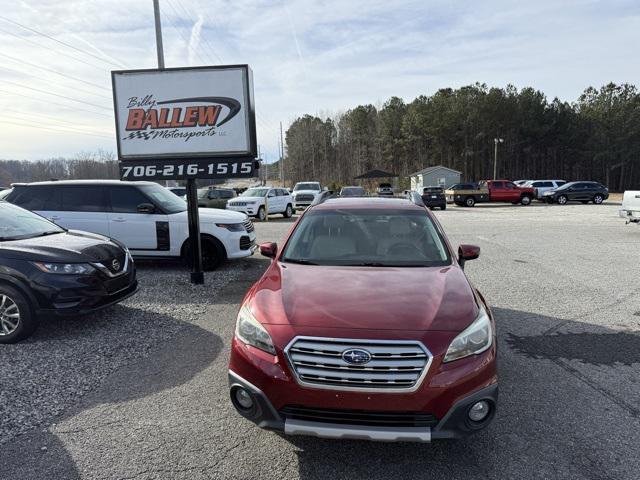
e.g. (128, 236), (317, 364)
(493, 137), (504, 180)
(154, 0), (203, 284)
(280, 121), (285, 188)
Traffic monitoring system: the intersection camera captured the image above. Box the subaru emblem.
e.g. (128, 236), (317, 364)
(342, 348), (372, 365)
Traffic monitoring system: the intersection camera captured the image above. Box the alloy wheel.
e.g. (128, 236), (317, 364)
(594, 195), (603, 204)
(0, 294), (20, 336)
(558, 195), (568, 205)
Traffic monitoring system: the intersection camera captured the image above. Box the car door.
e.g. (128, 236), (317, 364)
(107, 185), (169, 250)
(53, 185), (112, 237)
(502, 182), (521, 202)
(489, 181), (506, 201)
(207, 189), (223, 208)
(266, 189), (279, 213)
(570, 183), (588, 201)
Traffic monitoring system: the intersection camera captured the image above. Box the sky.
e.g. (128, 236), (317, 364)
(0, 0), (638, 162)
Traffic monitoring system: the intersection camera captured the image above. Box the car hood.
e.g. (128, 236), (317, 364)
(196, 208), (247, 223)
(229, 196), (263, 202)
(0, 230), (123, 263)
(251, 263), (478, 332)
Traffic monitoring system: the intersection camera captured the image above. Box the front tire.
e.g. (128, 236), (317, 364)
(283, 204), (293, 218)
(440, 204), (446, 210)
(593, 194), (604, 205)
(257, 207), (266, 221)
(557, 195), (568, 205)
(0, 285), (37, 344)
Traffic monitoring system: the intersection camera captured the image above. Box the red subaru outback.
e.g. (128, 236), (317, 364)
(228, 196), (497, 442)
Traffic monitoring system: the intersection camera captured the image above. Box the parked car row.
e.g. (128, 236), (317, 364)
(442, 179), (608, 207)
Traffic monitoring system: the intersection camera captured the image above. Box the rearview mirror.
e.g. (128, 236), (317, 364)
(458, 244), (480, 269)
(137, 203), (155, 214)
(260, 242), (277, 259)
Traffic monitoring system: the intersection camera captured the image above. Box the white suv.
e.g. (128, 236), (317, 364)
(226, 186), (293, 221)
(291, 182), (323, 210)
(523, 180), (567, 199)
(5, 180), (256, 270)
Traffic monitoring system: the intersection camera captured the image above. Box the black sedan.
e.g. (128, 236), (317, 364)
(542, 181), (609, 205)
(421, 186), (447, 210)
(0, 201), (138, 343)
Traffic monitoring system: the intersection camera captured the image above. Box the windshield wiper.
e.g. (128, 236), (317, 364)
(282, 258), (319, 265)
(31, 231), (63, 238)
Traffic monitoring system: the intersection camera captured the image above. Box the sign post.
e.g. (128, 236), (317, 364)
(111, 64), (258, 284)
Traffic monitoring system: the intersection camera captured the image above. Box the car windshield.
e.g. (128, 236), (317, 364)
(294, 183), (320, 191)
(0, 202), (64, 241)
(341, 187), (365, 196)
(140, 184), (187, 214)
(379, 183), (392, 188)
(241, 188), (269, 197)
(554, 183), (574, 191)
(281, 208), (451, 267)
(424, 187), (443, 193)
(198, 188), (211, 198)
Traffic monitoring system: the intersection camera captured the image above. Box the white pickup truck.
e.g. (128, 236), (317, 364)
(620, 191), (640, 224)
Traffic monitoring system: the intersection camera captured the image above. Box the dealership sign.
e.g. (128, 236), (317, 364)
(111, 65), (257, 180)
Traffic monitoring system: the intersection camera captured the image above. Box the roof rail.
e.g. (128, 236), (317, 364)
(406, 190), (426, 207)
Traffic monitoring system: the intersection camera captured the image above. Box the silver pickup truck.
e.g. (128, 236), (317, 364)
(620, 191), (640, 224)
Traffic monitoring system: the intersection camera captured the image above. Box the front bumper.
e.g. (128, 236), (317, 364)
(293, 201), (313, 210)
(32, 268), (138, 316)
(229, 370), (497, 441)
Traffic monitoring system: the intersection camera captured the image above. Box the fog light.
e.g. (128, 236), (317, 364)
(234, 387), (254, 410)
(468, 401), (490, 422)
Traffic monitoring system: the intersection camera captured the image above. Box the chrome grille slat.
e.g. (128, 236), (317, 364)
(285, 337), (432, 392)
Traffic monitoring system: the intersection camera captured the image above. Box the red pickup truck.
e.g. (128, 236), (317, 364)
(446, 180), (535, 207)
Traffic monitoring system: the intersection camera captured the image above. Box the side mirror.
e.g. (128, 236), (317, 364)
(137, 203), (155, 214)
(458, 244), (480, 269)
(259, 242), (277, 259)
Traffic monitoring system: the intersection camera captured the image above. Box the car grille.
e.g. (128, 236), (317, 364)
(230, 201), (249, 207)
(243, 219), (254, 233)
(280, 406), (438, 428)
(285, 337), (432, 392)
(295, 194), (315, 202)
(239, 235), (254, 250)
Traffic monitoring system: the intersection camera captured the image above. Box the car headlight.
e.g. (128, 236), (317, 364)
(235, 306), (276, 355)
(443, 306), (492, 362)
(216, 223), (245, 232)
(34, 262), (95, 274)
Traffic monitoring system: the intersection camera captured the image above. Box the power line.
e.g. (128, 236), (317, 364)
(0, 65), (111, 100)
(0, 52), (109, 91)
(0, 26), (108, 71)
(1, 79), (111, 110)
(0, 89), (112, 118)
(0, 119), (113, 139)
(6, 109), (111, 135)
(0, 15), (126, 68)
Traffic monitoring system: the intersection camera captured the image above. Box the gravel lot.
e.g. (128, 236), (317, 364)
(1, 202), (639, 480)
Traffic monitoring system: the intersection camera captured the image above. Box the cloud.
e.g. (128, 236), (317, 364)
(0, 0), (638, 161)
(188, 14), (204, 66)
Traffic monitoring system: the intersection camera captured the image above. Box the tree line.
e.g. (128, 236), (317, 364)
(0, 150), (119, 187)
(284, 83), (640, 191)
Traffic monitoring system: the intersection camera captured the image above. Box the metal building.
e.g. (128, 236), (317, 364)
(410, 165), (461, 191)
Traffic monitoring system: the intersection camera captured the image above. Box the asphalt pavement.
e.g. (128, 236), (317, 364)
(1, 202), (639, 480)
